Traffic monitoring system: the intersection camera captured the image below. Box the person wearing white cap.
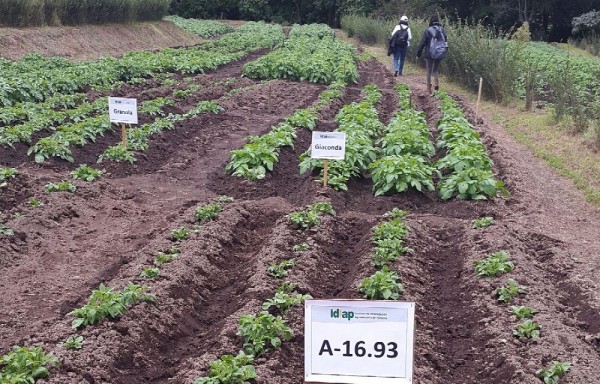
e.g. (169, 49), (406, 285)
(390, 15), (412, 76)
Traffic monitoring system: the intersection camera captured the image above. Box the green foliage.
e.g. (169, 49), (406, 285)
(186, 100), (223, 116)
(140, 267), (160, 279)
(358, 266), (404, 300)
(537, 361), (570, 384)
(226, 122), (298, 180)
(474, 251), (514, 278)
(98, 144), (137, 164)
(166, 16), (234, 38)
(0, 167), (17, 181)
(513, 319), (541, 339)
(28, 198), (43, 208)
(170, 227), (190, 242)
(0, 225), (14, 236)
(286, 109), (318, 130)
(70, 164), (103, 182)
(238, 312), (293, 356)
(495, 279), (526, 303)
(438, 168), (508, 200)
(262, 291), (312, 314)
(44, 180), (76, 193)
(383, 208), (409, 220)
(472, 216), (494, 229)
(267, 259), (297, 278)
(140, 97), (174, 117)
(370, 155), (437, 196)
(195, 203), (223, 222)
(288, 202), (334, 230)
(0, 346), (59, 383)
(300, 96), (381, 190)
(217, 195), (234, 204)
(194, 351), (257, 384)
(154, 247), (180, 266)
(369, 217), (410, 268)
(0, 0), (170, 27)
(243, 26), (358, 84)
(62, 335), (84, 350)
(292, 242), (310, 253)
(510, 305), (538, 320)
(69, 282), (155, 329)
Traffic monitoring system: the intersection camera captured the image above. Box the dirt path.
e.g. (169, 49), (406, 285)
(0, 52), (599, 384)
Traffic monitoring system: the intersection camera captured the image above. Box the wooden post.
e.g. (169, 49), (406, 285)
(268, 83), (272, 113)
(323, 160), (329, 187)
(409, 92), (413, 109)
(475, 77), (483, 126)
(121, 123), (127, 147)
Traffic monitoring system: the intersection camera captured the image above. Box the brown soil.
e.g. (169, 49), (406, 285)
(0, 50), (599, 384)
(0, 21), (202, 61)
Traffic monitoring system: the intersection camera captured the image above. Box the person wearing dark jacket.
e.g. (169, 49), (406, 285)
(416, 15), (448, 94)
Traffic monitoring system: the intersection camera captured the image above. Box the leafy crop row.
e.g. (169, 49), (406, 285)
(227, 81), (344, 180)
(0, 346), (59, 383)
(0, 22), (284, 108)
(436, 92), (508, 200)
(300, 84), (383, 190)
(243, 24), (358, 84)
(370, 84), (436, 196)
(358, 209), (409, 300)
(165, 16), (234, 38)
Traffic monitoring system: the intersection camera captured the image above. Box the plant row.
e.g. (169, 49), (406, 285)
(226, 81), (345, 180)
(299, 84), (382, 191)
(370, 84), (437, 196)
(357, 209), (410, 300)
(472, 233), (570, 383)
(0, 21), (284, 108)
(243, 24), (358, 84)
(436, 92), (508, 200)
(194, 202), (332, 383)
(165, 16), (234, 38)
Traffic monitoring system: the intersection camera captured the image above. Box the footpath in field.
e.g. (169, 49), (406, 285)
(1, 22), (599, 384)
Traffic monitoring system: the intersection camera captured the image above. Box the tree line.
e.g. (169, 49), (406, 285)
(169, 0), (599, 42)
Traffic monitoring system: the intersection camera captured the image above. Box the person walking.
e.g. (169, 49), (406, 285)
(416, 15), (448, 94)
(390, 15), (412, 76)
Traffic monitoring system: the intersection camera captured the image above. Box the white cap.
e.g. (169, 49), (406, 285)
(400, 15), (408, 22)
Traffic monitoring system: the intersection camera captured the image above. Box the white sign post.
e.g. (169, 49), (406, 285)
(305, 300), (415, 384)
(108, 97), (138, 147)
(310, 131), (346, 187)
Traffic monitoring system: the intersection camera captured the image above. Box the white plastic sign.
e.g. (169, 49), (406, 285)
(311, 131), (346, 160)
(108, 97), (138, 124)
(305, 300), (415, 384)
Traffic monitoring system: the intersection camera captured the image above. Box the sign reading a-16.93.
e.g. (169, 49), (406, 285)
(305, 300), (415, 384)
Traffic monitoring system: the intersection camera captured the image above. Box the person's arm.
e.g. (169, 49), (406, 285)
(416, 29), (428, 57)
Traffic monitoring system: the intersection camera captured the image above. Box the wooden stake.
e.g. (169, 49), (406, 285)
(409, 92), (413, 109)
(120, 123), (127, 147)
(268, 83), (272, 113)
(323, 160), (329, 188)
(475, 77), (483, 126)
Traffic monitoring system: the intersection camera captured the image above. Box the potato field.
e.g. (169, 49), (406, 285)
(0, 20), (599, 384)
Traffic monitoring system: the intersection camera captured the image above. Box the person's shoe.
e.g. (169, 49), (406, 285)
(434, 85), (439, 91)
(394, 71), (398, 77)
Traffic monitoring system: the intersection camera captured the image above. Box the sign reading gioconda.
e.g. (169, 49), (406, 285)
(311, 131), (346, 160)
(305, 300), (415, 384)
(108, 97), (138, 124)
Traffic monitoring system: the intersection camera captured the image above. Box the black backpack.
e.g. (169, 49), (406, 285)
(392, 27), (409, 48)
